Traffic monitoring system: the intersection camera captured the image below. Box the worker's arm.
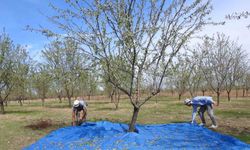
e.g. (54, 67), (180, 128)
(209, 98), (218, 107)
(191, 105), (197, 124)
(211, 100), (217, 108)
(72, 110), (76, 126)
(81, 108), (87, 121)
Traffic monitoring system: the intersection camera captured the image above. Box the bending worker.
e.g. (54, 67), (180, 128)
(72, 97), (87, 126)
(184, 96), (218, 128)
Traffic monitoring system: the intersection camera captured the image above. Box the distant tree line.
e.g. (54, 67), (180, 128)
(167, 33), (250, 105)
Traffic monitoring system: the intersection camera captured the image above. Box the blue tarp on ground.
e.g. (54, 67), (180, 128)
(25, 121), (250, 150)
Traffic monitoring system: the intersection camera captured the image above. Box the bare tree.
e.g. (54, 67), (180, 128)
(0, 31), (29, 113)
(0, 32), (15, 113)
(191, 43), (210, 96)
(224, 44), (248, 101)
(243, 73), (250, 96)
(37, 0), (212, 131)
(85, 71), (98, 100)
(32, 64), (51, 106)
(42, 40), (65, 103)
(42, 38), (89, 106)
(104, 80), (121, 110)
(11, 46), (30, 106)
(185, 50), (203, 97)
(198, 33), (234, 105)
(101, 56), (130, 108)
(226, 11), (250, 28)
(171, 54), (192, 100)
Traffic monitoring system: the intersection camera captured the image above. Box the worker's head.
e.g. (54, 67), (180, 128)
(73, 100), (80, 108)
(184, 99), (191, 106)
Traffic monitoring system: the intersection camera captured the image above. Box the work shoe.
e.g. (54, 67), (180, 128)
(209, 125), (218, 129)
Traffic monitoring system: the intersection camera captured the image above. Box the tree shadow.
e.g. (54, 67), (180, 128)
(89, 101), (111, 105)
(46, 105), (71, 109)
(25, 119), (67, 130)
(5, 110), (38, 115)
(94, 107), (115, 111)
(89, 118), (129, 124)
(170, 120), (190, 124)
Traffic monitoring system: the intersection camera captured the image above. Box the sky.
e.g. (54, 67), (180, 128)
(0, 0), (65, 60)
(201, 0), (250, 55)
(0, 0), (250, 60)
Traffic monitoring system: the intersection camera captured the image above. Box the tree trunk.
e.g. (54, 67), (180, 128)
(4, 101), (8, 107)
(242, 89), (245, 97)
(68, 96), (71, 107)
(226, 90), (231, 101)
(58, 95), (62, 103)
(236, 88), (239, 98)
(42, 98), (45, 106)
(155, 96), (158, 103)
(128, 106), (140, 132)
(0, 100), (5, 114)
(88, 94), (91, 101)
(171, 90), (174, 96)
(110, 90), (115, 103)
(110, 95), (114, 103)
(66, 88), (72, 107)
(18, 99), (23, 106)
(216, 92), (220, 106)
(178, 94), (182, 101)
(202, 90), (205, 96)
(189, 91), (193, 98)
(115, 92), (120, 110)
(115, 103), (118, 110)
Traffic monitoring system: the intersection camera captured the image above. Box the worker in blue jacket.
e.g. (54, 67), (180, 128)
(184, 96), (218, 128)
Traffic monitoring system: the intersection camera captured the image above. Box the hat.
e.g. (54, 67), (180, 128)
(184, 99), (191, 105)
(73, 100), (80, 107)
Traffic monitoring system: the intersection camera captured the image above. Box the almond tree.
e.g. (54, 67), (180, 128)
(171, 54), (193, 100)
(243, 73), (250, 96)
(226, 11), (250, 28)
(10, 46), (30, 106)
(84, 71), (98, 100)
(0, 31), (29, 113)
(188, 47), (209, 96)
(184, 50), (202, 97)
(73, 69), (98, 100)
(32, 64), (51, 106)
(101, 56), (130, 109)
(224, 43), (248, 101)
(0, 32), (15, 114)
(104, 79), (121, 109)
(39, 0), (212, 131)
(198, 34), (234, 105)
(42, 38), (89, 106)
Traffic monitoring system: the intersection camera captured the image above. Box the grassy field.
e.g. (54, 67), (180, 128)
(0, 95), (249, 150)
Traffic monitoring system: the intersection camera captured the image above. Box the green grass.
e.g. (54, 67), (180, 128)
(0, 95), (249, 149)
(216, 110), (250, 118)
(234, 134), (250, 143)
